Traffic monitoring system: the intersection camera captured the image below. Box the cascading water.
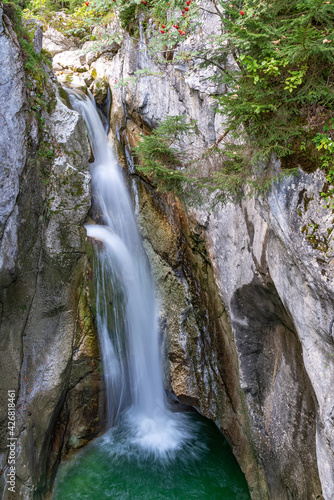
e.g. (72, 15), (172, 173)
(53, 88), (251, 500)
(66, 88), (193, 454)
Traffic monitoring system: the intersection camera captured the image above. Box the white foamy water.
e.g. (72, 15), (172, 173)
(66, 88), (192, 456)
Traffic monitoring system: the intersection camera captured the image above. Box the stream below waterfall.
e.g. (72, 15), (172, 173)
(52, 88), (250, 500)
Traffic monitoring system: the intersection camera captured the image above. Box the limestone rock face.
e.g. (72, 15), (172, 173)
(80, 11), (332, 500)
(0, 8), (101, 499)
(50, 41), (120, 73)
(199, 189), (328, 499)
(52, 48), (89, 72)
(198, 170), (334, 500)
(0, 6), (26, 249)
(23, 18), (43, 54)
(81, 40), (119, 66)
(43, 26), (78, 56)
(132, 174), (324, 500)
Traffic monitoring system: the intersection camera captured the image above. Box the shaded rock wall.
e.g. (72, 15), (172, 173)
(0, 7), (101, 499)
(132, 180), (270, 499)
(129, 165), (325, 500)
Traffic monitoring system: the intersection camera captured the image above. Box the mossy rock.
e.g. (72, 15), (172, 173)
(89, 77), (109, 105)
(23, 17), (43, 54)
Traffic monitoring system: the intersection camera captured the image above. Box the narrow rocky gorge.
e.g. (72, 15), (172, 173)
(0, 2), (333, 499)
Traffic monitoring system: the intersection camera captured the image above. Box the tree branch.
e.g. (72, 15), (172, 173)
(208, 121), (235, 150)
(196, 55), (235, 80)
(198, 7), (222, 17)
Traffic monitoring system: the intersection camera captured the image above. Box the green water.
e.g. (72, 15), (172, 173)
(53, 411), (250, 500)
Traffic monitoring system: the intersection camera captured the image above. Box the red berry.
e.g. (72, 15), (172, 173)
(173, 25), (179, 29)
(240, 10), (245, 15)
(185, 6), (189, 10)
(160, 30), (165, 33)
(84, 1), (89, 5)
(161, 24), (166, 28)
(186, 0), (190, 4)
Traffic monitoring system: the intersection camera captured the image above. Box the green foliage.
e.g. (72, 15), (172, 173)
(38, 141), (54, 160)
(117, 0), (137, 32)
(49, 1), (117, 38)
(68, 0), (84, 10)
(3, 0), (57, 179)
(24, 0), (75, 19)
(134, 115), (296, 203)
(134, 116), (198, 197)
(22, 0), (116, 37)
(114, 0), (193, 32)
(25, 0), (88, 15)
(3, 1), (26, 29)
(313, 119), (334, 207)
(205, 0), (334, 164)
(3, 2), (51, 82)
(37, 141), (56, 184)
(3, 0), (27, 7)
(26, 0), (51, 14)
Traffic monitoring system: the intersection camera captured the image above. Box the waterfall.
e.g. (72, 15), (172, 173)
(53, 88), (251, 500)
(66, 88), (192, 455)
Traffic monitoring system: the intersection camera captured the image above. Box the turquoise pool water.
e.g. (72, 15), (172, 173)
(53, 411), (250, 500)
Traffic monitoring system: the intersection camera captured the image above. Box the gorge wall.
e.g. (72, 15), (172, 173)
(0, 5), (102, 498)
(0, 3), (334, 499)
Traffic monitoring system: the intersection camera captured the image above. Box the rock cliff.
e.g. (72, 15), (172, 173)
(0, 5), (101, 498)
(45, 8), (334, 499)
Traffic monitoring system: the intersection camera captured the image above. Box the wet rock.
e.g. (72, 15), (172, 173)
(81, 71), (94, 87)
(133, 182), (270, 500)
(90, 77), (109, 105)
(56, 72), (88, 93)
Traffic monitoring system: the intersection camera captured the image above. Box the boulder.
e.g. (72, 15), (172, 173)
(82, 40), (120, 66)
(52, 48), (88, 72)
(56, 73), (88, 93)
(43, 26), (77, 56)
(90, 77), (109, 105)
